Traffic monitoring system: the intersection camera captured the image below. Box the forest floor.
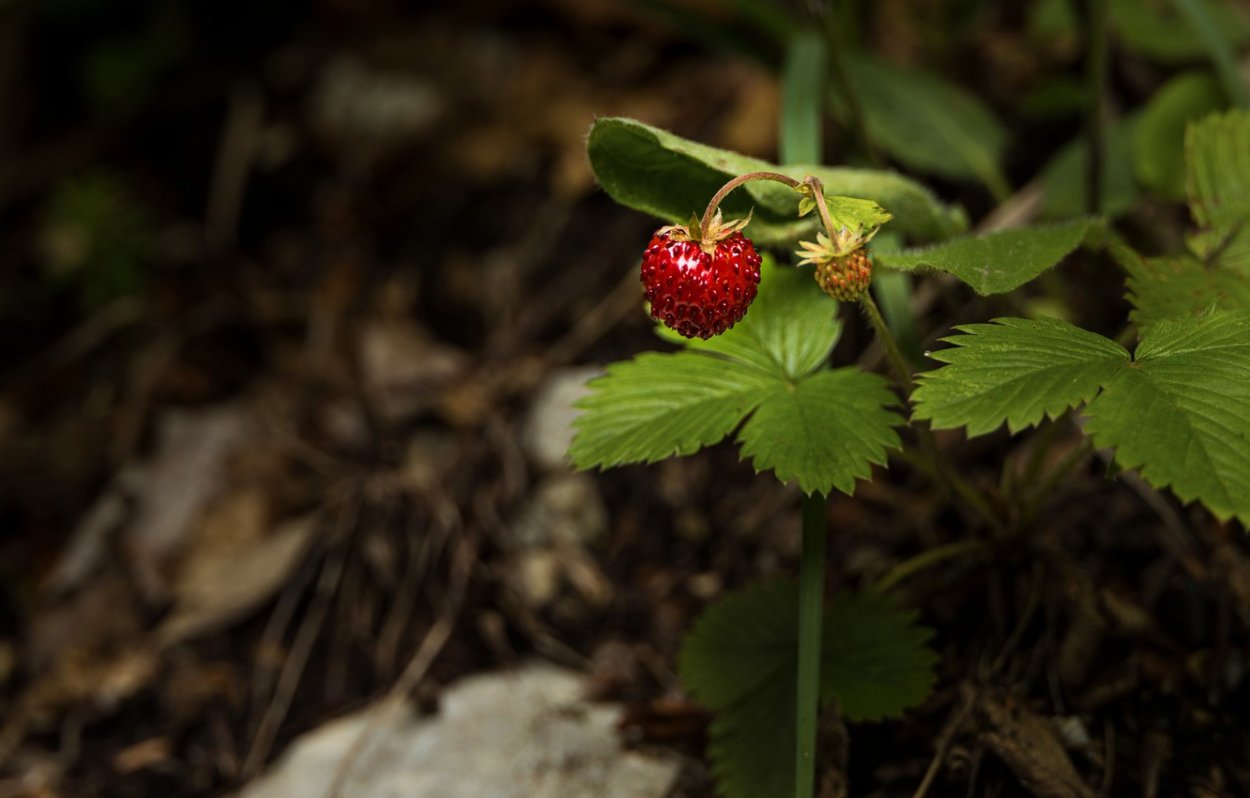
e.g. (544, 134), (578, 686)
(1, 1), (1249, 796)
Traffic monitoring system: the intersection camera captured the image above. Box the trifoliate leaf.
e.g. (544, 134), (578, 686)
(665, 255), (842, 381)
(738, 369), (904, 495)
(875, 218), (1102, 296)
(1085, 311), (1250, 525)
(834, 53), (1010, 198)
(679, 579), (937, 798)
(1186, 110), (1250, 271)
(1134, 72), (1227, 201)
(1116, 244), (1250, 331)
(912, 317), (1130, 436)
(587, 117), (967, 246)
(568, 351), (778, 469)
(915, 311), (1250, 524)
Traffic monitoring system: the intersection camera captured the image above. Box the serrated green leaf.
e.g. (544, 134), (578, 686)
(1134, 72), (1227, 200)
(1116, 244), (1250, 330)
(586, 117), (967, 246)
(913, 317), (1130, 436)
(823, 195), (893, 234)
(1187, 110), (1250, 271)
(834, 53), (1010, 197)
(668, 255), (842, 381)
(569, 351), (779, 469)
(738, 369), (904, 495)
(1040, 115), (1141, 219)
(679, 579), (936, 798)
(1085, 311), (1250, 525)
(875, 218), (1101, 296)
(821, 591), (938, 722)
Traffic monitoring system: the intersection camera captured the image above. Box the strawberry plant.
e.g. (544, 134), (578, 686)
(570, 8), (1250, 798)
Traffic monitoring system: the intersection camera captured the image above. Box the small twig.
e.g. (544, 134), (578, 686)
(912, 687), (977, 798)
(241, 500), (357, 781)
(326, 531), (477, 798)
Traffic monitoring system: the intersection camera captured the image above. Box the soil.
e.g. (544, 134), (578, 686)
(1, 1), (1248, 797)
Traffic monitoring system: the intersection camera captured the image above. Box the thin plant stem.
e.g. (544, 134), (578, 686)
(1083, 0), (1108, 215)
(701, 171), (802, 239)
(796, 492), (827, 798)
(858, 292), (914, 392)
(859, 292), (1006, 533)
(873, 539), (986, 594)
(1023, 436), (1095, 523)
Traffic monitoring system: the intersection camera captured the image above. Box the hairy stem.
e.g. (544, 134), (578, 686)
(859, 292), (914, 392)
(796, 492), (827, 798)
(701, 171), (802, 240)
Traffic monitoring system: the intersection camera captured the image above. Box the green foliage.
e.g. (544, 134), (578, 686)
(875, 218), (1102, 296)
(1039, 116), (1141, 219)
(573, 259), (904, 496)
(1171, 0), (1250, 107)
(739, 369), (902, 495)
(834, 53), (1010, 197)
(1112, 0), (1249, 63)
(585, 117), (968, 247)
(1134, 72), (1227, 200)
(916, 311), (1250, 524)
(781, 32), (827, 166)
(679, 580), (937, 798)
(1186, 110), (1250, 271)
(913, 317), (1130, 435)
(40, 172), (151, 308)
(1086, 311), (1250, 524)
(1116, 246), (1250, 330)
(568, 352), (778, 468)
(660, 255), (842, 380)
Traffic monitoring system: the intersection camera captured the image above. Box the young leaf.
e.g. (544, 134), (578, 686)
(1085, 311), (1250, 525)
(1186, 110), (1250, 271)
(875, 218), (1102, 296)
(679, 579), (937, 798)
(912, 317), (1130, 436)
(738, 369), (903, 495)
(1133, 72), (1227, 200)
(568, 351), (779, 469)
(834, 53), (1011, 198)
(1039, 116), (1141, 219)
(1116, 245), (1250, 331)
(672, 256), (842, 381)
(586, 117), (968, 245)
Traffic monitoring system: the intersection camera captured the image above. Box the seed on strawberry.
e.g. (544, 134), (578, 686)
(797, 233), (873, 302)
(814, 249), (873, 302)
(641, 212), (762, 339)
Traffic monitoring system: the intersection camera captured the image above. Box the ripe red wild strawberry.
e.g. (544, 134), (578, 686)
(640, 212), (762, 339)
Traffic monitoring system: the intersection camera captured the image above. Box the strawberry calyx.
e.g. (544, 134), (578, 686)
(658, 209), (754, 255)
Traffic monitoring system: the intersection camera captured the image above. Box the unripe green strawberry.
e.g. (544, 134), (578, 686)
(814, 248), (872, 302)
